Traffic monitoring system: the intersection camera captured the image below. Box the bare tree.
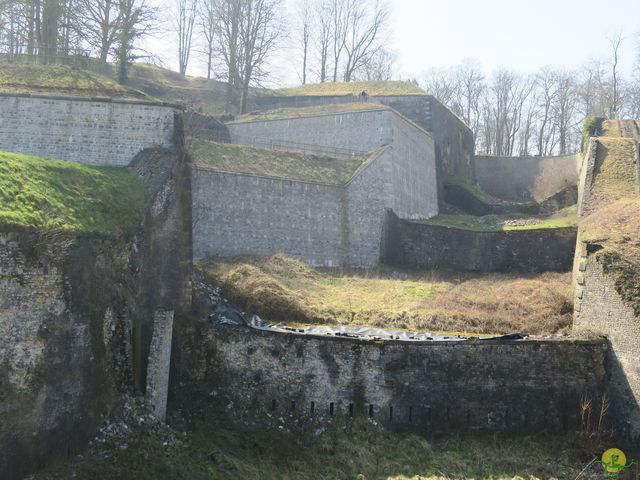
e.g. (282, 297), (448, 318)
(329, 0), (345, 81)
(237, 0), (282, 112)
(115, 0), (156, 84)
(609, 31), (623, 118)
(341, 0), (389, 82)
(197, 0), (216, 78)
(312, 0), (331, 82)
(552, 71), (577, 154)
(357, 47), (394, 81)
(175, 0), (198, 75)
(296, 0), (310, 84)
(77, 0), (120, 63)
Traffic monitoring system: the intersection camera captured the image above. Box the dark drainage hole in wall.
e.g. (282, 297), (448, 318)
(310, 401), (315, 414)
(389, 406), (394, 421)
(271, 399), (277, 411)
(329, 402), (335, 416)
(369, 404), (374, 418)
(291, 401), (296, 412)
(349, 403), (354, 417)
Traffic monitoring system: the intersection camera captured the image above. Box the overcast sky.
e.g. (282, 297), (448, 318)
(150, 0), (640, 86)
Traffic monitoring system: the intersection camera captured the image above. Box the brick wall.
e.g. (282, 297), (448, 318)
(0, 94), (177, 165)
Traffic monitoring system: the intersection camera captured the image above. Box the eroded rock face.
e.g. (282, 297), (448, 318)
(0, 231), (134, 480)
(0, 147), (193, 480)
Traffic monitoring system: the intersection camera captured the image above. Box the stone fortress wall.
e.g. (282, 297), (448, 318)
(0, 93), (178, 166)
(249, 94), (476, 201)
(573, 137), (640, 445)
(195, 109), (438, 266)
(190, 323), (605, 435)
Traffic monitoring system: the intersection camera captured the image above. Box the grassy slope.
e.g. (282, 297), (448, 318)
(0, 64), (146, 98)
(0, 151), (146, 234)
(422, 206), (577, 232)
(190, 139), (367, 184)
(230, 102), (389, 122)
(198, 254), (574, 335)
(276, 80), (426, 96)
(581, 135), (640, 314)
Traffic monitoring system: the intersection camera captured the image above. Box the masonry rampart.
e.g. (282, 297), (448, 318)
(192, 168), (346, 266)
(0, 94), (178, 165)
(193, 109), (439, 266)
(248, 94), (476, 199)
(573, 138), (640, 445)
(389, 113), (439, 219)
(474, 153), (580, 202)
(386, 213), (577, 272)
(184, 322), (605, 435)
(227, 109), (394, 155)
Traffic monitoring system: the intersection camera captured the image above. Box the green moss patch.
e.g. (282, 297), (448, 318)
(276, 80), (425, 96)
(590, 138), (638, 208)
(189, 139), (367, 184)
(0, 64), (146, 98)
(0, 151), (146, 234)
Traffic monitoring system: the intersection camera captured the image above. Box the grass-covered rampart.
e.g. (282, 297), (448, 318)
(0, 151), (146, 234)
(276, 80), (425, 96)
(190, 139), (368, 184)
(0, 64), (147, 98)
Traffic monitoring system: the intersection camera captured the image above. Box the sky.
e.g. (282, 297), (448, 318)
(150, 0), (640, 86)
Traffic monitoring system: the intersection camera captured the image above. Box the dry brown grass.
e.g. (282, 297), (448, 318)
(198, 255), (574, 336)
(589, 138), (637, 211)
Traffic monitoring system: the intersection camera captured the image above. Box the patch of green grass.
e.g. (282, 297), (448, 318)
(189, 139), (367, 184)
(231, 102), (389, 123)
(198, 254), (574, 336)
(0, 64), (146, 98)
(0, 151), (146, 234)
(276, 80), (425, 96)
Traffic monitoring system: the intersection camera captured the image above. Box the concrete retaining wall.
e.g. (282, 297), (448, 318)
(386, 213), (577, 273)
(196, 323), (605, 434)
(474, 153), (580, 202)
(0, 94), (178, 165)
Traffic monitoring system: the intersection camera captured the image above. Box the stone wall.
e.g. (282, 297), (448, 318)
(474, 153), (580, 202)
(389, 113), (439, 219)
(386, 213), (577, 273)
(0, 147), (192, 480)
(573, 138), (640, 446)
(574, 246), (640, 444)
(183, 322), (605, 435)
(194, 110), (438, 267)
(227, 109), (394, 156)
(192, 168), (346, 266)
(0, 94), (178, 166)
(0, 231), (132, 480)
(248, 94), (476, 201)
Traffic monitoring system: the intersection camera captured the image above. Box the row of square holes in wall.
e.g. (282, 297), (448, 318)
(270, 399), (431, 423)
(268, 400), (527, 427)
